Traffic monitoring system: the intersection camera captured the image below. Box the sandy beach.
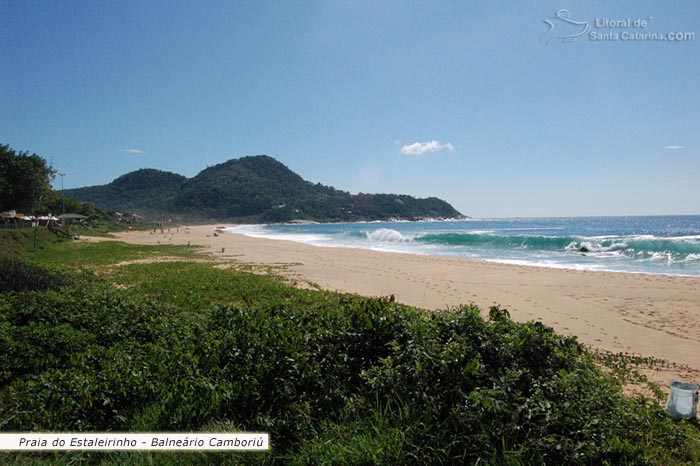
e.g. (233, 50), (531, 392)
(111, 224), (700, 388)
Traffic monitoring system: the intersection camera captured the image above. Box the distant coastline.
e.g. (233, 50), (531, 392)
(65, 155), (465, 223)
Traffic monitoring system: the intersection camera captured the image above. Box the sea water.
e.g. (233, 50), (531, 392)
(226, 216), (700, 277)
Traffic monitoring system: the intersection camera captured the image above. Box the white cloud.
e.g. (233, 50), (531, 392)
(400, 140), (454, 155)
(123, 148), (145, 154)
(665, 145), (685, 150)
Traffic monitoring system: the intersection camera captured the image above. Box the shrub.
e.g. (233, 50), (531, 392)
(1, 254), (699, 465)
(0, 256), (72, 292)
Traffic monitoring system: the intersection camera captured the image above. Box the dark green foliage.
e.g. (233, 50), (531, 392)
(65, 169), (186, 217)
(0, 143), (121, 225)
(65, 155), (464, 222)
(0, 257), (72, 292)
(0, 229), (56, 258)
(42, 191), (119, 224)
(1, 249), (699, 465)
(0, 144), (55, 213)
(0, 280), (165, 387)
(175, 155), (314, 219)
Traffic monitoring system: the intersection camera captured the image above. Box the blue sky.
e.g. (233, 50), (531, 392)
(1, 0), (698, 217)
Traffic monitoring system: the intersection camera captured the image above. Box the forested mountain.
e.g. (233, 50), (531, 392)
(65, 169), (186, 217)
(66, 155), (465, 222)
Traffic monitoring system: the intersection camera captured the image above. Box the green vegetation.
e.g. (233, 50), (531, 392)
(63, 168), (187, 217)
(2, 141), (461, 226)
(0, 229), (57, 258)
(66, 155), (464, 222)
(0, 144), (55, 214)
(25, 238), (195, 269)
(0, 144), (125, 232)
(1, 234), (699, 465)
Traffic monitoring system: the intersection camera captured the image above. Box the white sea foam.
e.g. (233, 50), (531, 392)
(565, 240), (630, 254)
(667, 235), (700, 242)
(224, 225), (334, 247)
(367, 228), (408, 242)
(224, 218), (700, 277)
(224, 225), (268, 237)
(487, 258), (602, 272)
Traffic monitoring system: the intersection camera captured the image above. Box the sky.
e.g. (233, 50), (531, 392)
(1, 0), (698, 218)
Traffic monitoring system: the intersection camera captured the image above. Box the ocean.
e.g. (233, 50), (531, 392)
(226, 216), (700, 277)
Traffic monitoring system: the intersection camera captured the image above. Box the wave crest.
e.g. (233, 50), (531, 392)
(367, 228), (408, 242)
(415, 232), (700, 261)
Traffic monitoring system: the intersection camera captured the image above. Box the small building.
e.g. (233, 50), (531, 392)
(57, 213), (88, 226)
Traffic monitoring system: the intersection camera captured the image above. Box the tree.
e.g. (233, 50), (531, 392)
(0, 144), (56, 213)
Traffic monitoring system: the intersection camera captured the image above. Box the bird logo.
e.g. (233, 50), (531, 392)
(541, 9), (589, 45)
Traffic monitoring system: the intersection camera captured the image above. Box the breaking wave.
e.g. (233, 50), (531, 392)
(366, 228), (409, 242)
(415, 232), (700, 262)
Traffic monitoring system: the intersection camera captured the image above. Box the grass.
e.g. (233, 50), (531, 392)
(0, 229), (56, 258)
(25, 237), (198, 268)
(1, 231), (699, 465)
(62, 223), (124, 238)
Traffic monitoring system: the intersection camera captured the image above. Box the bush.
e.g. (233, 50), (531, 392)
(0, 256), (72, 292)
(1, 256), (699, 465)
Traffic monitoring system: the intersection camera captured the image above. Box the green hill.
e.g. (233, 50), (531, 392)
(65, 169), (186, 217)
(66, 155), (465, 222)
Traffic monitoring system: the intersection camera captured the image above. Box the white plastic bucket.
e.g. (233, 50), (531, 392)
(666, 380), (698, 420)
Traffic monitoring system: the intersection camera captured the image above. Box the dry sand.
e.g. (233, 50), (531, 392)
(111, 224), (700, 388)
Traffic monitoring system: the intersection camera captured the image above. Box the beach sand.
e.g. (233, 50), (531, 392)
(111, 225), (700, 389)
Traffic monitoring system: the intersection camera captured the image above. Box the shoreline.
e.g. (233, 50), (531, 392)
(229, 227), (700, 279)
(224, 221), (700, 279)
(110, 224), (700, 388)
